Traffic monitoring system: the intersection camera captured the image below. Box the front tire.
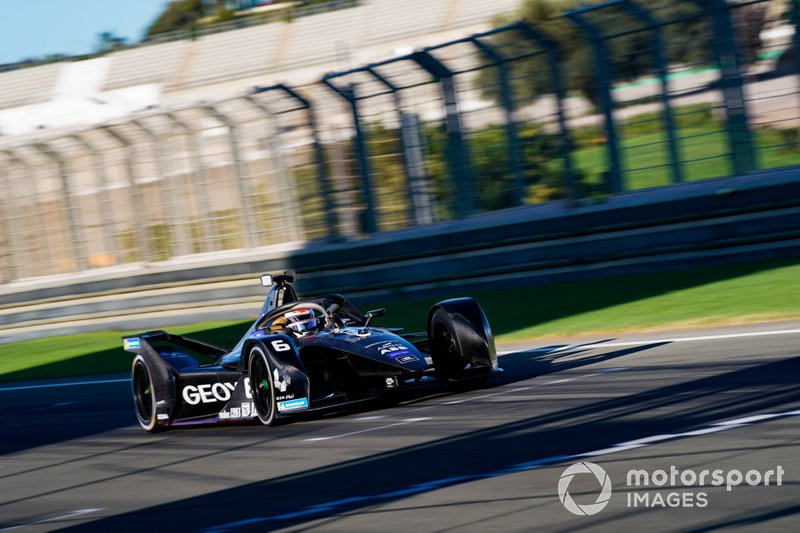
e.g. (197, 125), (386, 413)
(248, 344), (277, 426)
(430, 308), (467, 379)
(428, 299), (496, 382)
(131, 355), (163, 433)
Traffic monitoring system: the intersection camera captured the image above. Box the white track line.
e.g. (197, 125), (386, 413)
(303, 418), (432, 442)
(1, 508), (103, 532)
(499, 327), (800, 355)
(0, 401), (75, 420)
(0, 378), (130, 392)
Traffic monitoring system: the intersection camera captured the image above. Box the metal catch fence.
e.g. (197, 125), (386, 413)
(1, 0), (797, 283)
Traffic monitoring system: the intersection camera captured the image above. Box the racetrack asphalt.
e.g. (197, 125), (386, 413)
(1, 321), (799, 532)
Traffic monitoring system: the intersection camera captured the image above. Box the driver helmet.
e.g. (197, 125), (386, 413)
(284, 308), (317, 336)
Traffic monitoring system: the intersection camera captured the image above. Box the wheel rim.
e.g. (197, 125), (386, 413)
(434, 323), (456, 355)
(433, 320), (463, 376)
(250, 348), (274, 421)
(133, 362), (154, 424)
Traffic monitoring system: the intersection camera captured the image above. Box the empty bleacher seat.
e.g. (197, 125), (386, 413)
(277, 6), (368, 70)
(105, 40), (191, 90)
(0, 64), (60, 109)
(362, 0), (450, 45)
(449, 0), (520, 29)
(183, 23), (286, 87)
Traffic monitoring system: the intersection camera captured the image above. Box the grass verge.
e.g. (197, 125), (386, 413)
(1, 257), (799, 382)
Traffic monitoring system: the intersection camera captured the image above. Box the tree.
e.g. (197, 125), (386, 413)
(146, 0), (205, 37)
(480, 0), (766, 107)
(95, 31), (127, 54)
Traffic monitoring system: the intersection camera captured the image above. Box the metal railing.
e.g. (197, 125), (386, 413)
(1, 0), (798, 285)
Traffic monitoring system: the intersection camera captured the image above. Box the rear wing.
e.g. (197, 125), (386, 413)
(122, 330), (228, 360)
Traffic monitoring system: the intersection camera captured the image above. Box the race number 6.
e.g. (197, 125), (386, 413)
(271, 340), (291, 352)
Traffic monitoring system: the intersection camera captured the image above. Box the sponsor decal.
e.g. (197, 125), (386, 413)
(384, 377), (398, 388)
(276, 394), (295, 402)
(273, 368), (291, 393)
(219, 401), (254, 420)
(373, 341), (412, 358)
(396, 355), (419, 364)
(277, 397), (309, 412)
(182, 378), (251, 405)
(157, 414), (169, 420)
(124, 338), (141, 350)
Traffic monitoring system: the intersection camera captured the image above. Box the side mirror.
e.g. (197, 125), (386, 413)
(362, 308), (386, 330)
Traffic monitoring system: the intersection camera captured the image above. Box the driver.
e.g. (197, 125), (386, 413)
(282, 307), (319, 337)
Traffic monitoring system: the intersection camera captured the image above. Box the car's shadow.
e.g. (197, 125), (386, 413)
(358, 340), (665, 411)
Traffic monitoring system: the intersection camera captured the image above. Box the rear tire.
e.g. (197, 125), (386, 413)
(131, 355), (163, 433)
(248, 344), (277, 426)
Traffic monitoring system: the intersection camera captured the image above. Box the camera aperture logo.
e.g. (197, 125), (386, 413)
(558, 461), (612, 516)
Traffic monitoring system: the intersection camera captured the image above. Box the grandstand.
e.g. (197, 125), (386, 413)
(0, 0), (520, 136)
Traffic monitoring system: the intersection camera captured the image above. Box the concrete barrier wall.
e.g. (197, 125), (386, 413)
(1, 168), (799, 343)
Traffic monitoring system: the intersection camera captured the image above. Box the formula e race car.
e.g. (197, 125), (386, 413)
(123, 271), (499, 432)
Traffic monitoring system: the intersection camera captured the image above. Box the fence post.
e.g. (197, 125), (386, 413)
(164, 112), (217, 253)
(320, 78), (378, 234)
(0, 153), (24, 280)
(69, 134), (121, 264)
(512, 22), (578, 201)
(411, 50), (475, 218)
(32, 142), (87, 271)
(791, 0), (800, 79)
(622, 1), (684, 184)
(564, 9), (624, 193)
(127, 120), (184, 259)
(202, 105), (257, 248)
(243, 95), (305, 243)
(365, 66), (434, 225)
(471, 35), (524, 207)
(99, 125), (152, 262)
(688, 0), (757, 174)
(2, 151), (48, 277)
(252, 84), (340, 240)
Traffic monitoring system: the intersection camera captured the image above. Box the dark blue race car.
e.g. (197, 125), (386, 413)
(123, 271), (499, 432)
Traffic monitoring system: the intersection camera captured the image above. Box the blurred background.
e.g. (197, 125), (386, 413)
(0, 0), (799, 339)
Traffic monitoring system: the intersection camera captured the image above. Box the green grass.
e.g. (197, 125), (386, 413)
(2, 257), (799, 382)
(571, 124), (800, 192)
(0, 321), (252, 383)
